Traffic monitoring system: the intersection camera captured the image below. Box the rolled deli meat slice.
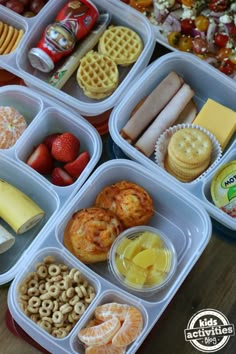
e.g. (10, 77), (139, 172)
(121, 71), (184, 142)
(135, 83), (195, 156)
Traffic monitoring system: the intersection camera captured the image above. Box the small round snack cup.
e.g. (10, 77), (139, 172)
(154, 124), (222, 183)
(109, 225), (177, 296)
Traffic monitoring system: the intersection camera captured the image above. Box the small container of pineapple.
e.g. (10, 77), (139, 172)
(109, 225), (177, 296)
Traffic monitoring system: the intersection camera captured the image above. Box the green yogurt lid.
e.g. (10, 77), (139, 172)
(211, 160), (236, 217)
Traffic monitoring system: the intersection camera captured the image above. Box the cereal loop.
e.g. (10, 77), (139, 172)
(28, 287), (40, 297)
(48, 264), (61, 276)
(48, 285), (60, 298)
(39, 307), (51, 318)
(43, 256), (55, 264)
(28, 279), (38, 288)
(52, 328), (67, 338)
(52, 311), (64, 324)
(28, 296), (41, 308)
(42, 299), (53, 310)
(60, 304), (72, 314)
(74, 302), (86, 315)
(37, 265), (48, 279)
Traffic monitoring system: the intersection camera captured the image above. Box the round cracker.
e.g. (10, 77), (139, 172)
(10, 28), (24, 52)
(0, 26), (14, 54)
(0, 24), (9, 48)
(0, 22), (4, 37)
(168, 128), (212, 166)
(3, 27), (18, 54)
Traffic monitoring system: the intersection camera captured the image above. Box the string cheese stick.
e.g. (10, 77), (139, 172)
(135, 83), (195, 156)
(121, 71), (184, 142)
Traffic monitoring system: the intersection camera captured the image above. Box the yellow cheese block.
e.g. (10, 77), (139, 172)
(193, 99), (236, 150)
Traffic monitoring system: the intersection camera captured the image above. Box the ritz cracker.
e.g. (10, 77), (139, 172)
(28, 0), (99, 72)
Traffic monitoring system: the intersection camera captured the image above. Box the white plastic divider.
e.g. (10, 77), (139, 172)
(109, 52), (236, 230)
(8, 159), (212, 354)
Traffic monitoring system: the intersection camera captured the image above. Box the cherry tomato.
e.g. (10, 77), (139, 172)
(216, 47), (232, 61)
(181, 0), (193, 7)
(208, 0), (229, 12)
(194, 15), (209, 32)
(129, 0), (152, 12)
(167, 31), (181, 47)
(219, 59), (235, 75)
(180, 19), (194, 36)
(178, 36), (192, 52)
(5, 0), (24, 14)
(214, 33), (229, 48)
(192, 37), (209, 54)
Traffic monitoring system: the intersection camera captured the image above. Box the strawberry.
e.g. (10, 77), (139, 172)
(64, 151), (90, 178)
(43, 133), (61, 151)
(26, 143), (53, 174)
(51, 167), (74, 186)
(51, 132), (80, 162)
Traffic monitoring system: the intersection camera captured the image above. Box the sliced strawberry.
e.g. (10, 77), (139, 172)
(51, 167), (74, 186)
(43, 133), (61, 151)
(64, 151), (90, 178)
(51, 132), (80, 162)
(26, 143), (53, 174)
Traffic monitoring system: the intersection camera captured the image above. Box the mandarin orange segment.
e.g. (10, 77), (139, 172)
(78, 317), (121, 346)
(112, 306), (143, 347)
(95, 303), (130, 322)
(0, 106), (27, 149)
(85, 344), (126, 354)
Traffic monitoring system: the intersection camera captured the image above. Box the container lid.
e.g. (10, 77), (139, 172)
(28, 48), (55, 73)
(211, 160), (236, 218)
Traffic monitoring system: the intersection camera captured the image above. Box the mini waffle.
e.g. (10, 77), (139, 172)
(98, 25), (143, 66)
(76, 50), (119, 99)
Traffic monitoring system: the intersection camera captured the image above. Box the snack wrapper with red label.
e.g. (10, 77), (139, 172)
(28, 0), (99, 72)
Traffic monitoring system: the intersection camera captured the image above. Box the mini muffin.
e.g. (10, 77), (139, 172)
(64, 207), (123, 264)
(95, 181), (154, 228)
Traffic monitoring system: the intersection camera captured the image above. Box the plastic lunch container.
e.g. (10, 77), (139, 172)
(0, 0), (155, 117)
(8, 159), (211, 354)
(0, 84), (102, 286)
(109, 52), (236, 231)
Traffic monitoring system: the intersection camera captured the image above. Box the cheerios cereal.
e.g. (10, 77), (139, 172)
(17, 256), (96, 338)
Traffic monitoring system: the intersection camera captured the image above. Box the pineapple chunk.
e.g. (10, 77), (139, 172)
(153, 249), (172, 272)
(115, 256), (131, 276)
(132, 248), (158, 269)
(123, 238), (142, 260)
(138, 231), (164, 249)
(116, 237), (132, 256)
(124, 263), (147, 287)
(146, 268), (166, 286)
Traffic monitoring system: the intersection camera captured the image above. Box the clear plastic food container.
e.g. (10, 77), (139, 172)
(0, 0), (155, 117)
(0, 84), (102, 286)
(8, 159), (211, 354)
(109, 52), (236, 230)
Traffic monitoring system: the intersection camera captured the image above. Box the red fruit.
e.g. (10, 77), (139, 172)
(51, 167), (74, 186)
(43, 133), (61, 151)
(51, 132), (80, 162)
(64, 151), (90, 178)
(26, 143), (53, 174)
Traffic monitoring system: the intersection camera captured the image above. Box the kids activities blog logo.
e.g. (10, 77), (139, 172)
(184, 309), (235, 352)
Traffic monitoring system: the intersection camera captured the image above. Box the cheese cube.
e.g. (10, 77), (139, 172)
(193, 99), (236, 150)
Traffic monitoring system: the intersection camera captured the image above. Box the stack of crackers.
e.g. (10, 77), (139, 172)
(164, 128), (213, 183)
(0, 21), (24, 55)
(76, 25), (143, 99)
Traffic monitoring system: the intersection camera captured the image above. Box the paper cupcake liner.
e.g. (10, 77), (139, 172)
(154, 124), (222, 184)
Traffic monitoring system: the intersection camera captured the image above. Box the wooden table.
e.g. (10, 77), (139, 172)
(0, 220), (235, 354)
